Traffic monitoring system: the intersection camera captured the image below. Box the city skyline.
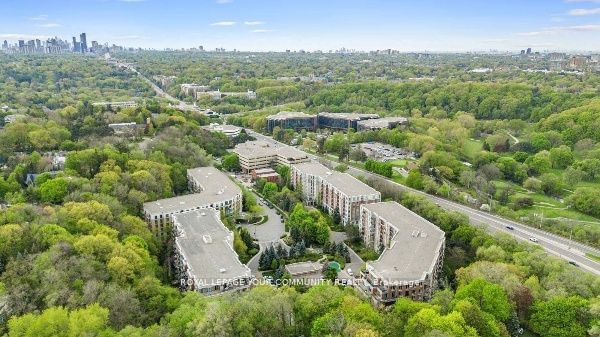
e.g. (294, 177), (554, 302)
(0, 0), (600, 52)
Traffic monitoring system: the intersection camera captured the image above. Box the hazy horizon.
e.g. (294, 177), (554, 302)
(2, 0), (600, 53)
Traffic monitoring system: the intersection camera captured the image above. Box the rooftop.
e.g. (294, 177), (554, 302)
(292, 161), (380, 197)
(363, 201), (445, 283)
(143, 167), (241, 215)
(357, 117), (409, 128)
(232, 141), (308, 161)
(285, 261), (323, 276)
(318, 112), (380, 121)
(174, 209), (251, 283)
(267, 111), (315, 120)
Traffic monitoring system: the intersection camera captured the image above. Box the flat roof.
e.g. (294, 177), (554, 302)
(292, 162), (380, 197)
(174, 210), (250, 283)
(232, 141), (308, 160)
(318, 112), (380, 121)
(143, 167), (241, 215)
(267, 111), (315, 120)
(363, 201), (445, 282)
(357, 117), (409, 128)
(285, 261), (323, 275)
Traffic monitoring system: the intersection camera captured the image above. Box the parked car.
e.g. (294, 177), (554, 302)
(347, 268), (353, 276)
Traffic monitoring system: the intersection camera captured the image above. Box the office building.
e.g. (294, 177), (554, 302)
(232, 141), (310, 173)
(266, 111), (317, 133)
(203, 123), (242, 138)
(357, 201), (445, 305)
(317, 112), (380, 130)
(92, 101), (138, 109)
(180, 84), (211, 97)
(143, 167), (242, 237)
(80, 33), (88, 53)
(291, 162), (381, 225)
(172, 209), (252, 295)
(357, 117), (409, 131)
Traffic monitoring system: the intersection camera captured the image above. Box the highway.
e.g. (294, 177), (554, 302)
(246, 130), (600, 276)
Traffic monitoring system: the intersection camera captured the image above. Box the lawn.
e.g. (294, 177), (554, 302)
(462, 139), (483, 161)
(387, 159), (407, 167)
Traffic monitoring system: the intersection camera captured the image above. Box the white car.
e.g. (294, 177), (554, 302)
(347, 268), (353, 276)
(529, 237), (538, 243)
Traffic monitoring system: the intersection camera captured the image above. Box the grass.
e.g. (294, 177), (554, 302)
(586, 253), (600, 263)
(387, 159), (407, 167)
(462, 139), (483, 161)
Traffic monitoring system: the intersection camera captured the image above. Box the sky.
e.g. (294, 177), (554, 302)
(1, 0), (600, 52)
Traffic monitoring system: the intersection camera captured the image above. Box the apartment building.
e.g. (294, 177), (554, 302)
(357, 201), (445, 306)
(291, 162), (381, 225)
(173, 209), (252, 295)
(92, 101), (138, 109)
(232, 141), (310, 173)
(143, 167), (242, 238)
(317, 112), (380, 130)
(266, 111), (317, 133)
(180, 83), (210, 97)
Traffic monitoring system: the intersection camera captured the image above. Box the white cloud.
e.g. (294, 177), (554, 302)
(37, 23), (62, 28)
(251, 29), (273, 33)
(517, 24), (600, 36)
(29, 14), (48, 21)
(244, 21), (265, 26)
(568, 7), (600, 15)
(0, 33), (52, 40)
(211, 21), (237, 26)
(216, 0), (233, 3)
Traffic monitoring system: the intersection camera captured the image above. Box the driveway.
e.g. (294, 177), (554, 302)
(330, 231), (365, 281)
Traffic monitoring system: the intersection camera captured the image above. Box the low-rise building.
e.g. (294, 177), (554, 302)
(291, 162), (381, 225)
(173, 209), (252, 295)
(357, 117), (409, 131)
(180, 83), (210, 97)
(285, 261), (323, 280)
(108, 122), (145, 135)
(357, 201), (445, 306)
(143, 167), (242, 238)
(203, 123), (242, 138)
(317, 112), (380, 130)
(232, 141), (310, 173)
(266, 111), (317, 133)
(3, 114), (26, 124)
(251, 168), (280, 182)
(93, 101), (138, 109)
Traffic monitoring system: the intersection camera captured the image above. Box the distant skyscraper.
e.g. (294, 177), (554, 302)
(35, 39), (41, 50)
(18, 40), (24, 48)
(80, 33), (87, 53)
(72, 36), (78, 52)
(2, 40), (7, 50)
(526, 47), (532, 54)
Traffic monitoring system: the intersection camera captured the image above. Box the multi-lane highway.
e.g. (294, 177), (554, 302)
(247, 130), (600, 275)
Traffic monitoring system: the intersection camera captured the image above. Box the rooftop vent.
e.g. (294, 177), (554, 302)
(202, 235), (213, 244)
(200, 212), (206, 216)
(219, 268), (227, 273)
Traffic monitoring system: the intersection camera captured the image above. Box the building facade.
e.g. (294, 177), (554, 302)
(357, 201), (445, 306)
(172, 209), (252, 295)
(291, 162), (381, 225)
(317, 112), (380, 130)
(232, 141), (310, 173)
(143, 167), (242, 238)
(266, 111), (317, 133)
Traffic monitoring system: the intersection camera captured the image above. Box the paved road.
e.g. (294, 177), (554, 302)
(243, 190), (286, 275)
(113, 61), (203, 113)
(247, 130), (600, 276)
(330, 232), (364, 281)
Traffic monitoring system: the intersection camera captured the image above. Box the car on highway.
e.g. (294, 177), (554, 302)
(506, 225), (514, 230)
(529, 237), (538, 243)
(568, 261), (579, 267)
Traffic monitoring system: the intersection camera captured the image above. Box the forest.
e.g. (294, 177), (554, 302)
(0, 52), (599, 337)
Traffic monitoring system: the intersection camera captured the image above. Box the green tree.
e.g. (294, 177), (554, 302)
(222, 153), (241, 172)
(38, 178), (70, 204)
(530, 296), (590, 337)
